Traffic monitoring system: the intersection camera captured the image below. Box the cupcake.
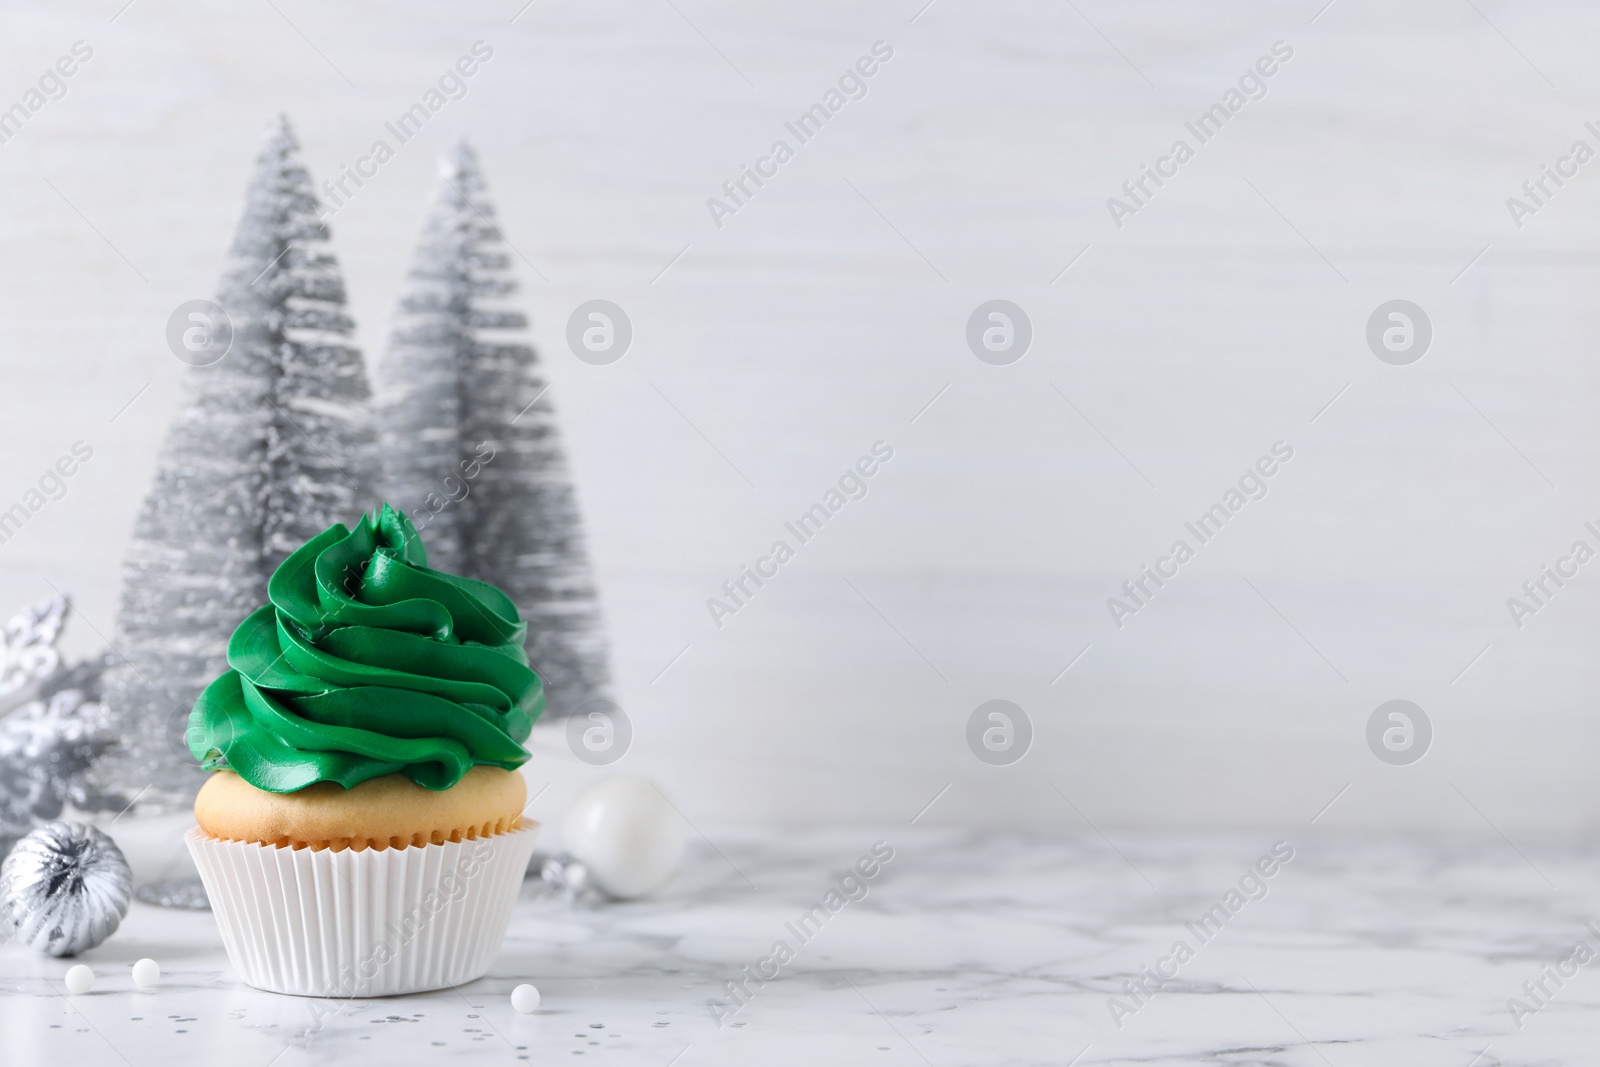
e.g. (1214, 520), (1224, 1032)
(184, 504), (542, 997)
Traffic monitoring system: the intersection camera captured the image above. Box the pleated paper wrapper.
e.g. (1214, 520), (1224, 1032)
(186, 823), (538, 997)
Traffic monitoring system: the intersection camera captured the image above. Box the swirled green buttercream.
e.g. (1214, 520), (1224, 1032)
(187, 504), (541, 793)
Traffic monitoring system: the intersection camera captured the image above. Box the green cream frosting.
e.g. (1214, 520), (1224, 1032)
(187, 504), (541, 793)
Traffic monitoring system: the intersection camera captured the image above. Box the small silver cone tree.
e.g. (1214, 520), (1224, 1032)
(95, 116), (380, 811)
(378, 141), (611, 719)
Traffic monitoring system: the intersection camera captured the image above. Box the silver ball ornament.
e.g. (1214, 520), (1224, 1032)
(0, 821), (131, 956)
(540, 851), (590, 901)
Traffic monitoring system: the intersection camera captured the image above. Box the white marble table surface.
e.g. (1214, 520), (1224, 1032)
(0, 828), (1594, 1066)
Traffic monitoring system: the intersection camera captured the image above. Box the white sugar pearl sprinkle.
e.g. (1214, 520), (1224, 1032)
(131, 958), (160, 988)
(510, 984), (540, 1013)
(63, 964), (95, 995)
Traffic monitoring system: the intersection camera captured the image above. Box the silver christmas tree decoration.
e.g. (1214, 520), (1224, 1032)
(377, 141), (610, 717)
(93, 115), (380, 811)
(0, 821), (131, 956)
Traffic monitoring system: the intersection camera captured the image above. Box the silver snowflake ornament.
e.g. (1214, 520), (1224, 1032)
(0, 594), (68, 708)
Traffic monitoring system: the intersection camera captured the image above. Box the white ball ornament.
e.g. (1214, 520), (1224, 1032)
(510, 983), (540, 1013)
(63, 964), (94, 995)
(131, 958), (160, 988)
(561, 775), (686, 900)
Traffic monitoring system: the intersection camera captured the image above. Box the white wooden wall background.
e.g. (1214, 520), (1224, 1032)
(0, 0), (1596, 838)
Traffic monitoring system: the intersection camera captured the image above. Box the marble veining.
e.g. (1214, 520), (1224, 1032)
(1, 829), (1594, 1065)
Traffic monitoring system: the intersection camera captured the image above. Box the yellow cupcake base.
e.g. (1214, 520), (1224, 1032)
(194, 765), (527, 852)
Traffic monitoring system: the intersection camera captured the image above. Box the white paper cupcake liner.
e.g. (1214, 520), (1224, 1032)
(186, 823), (538, 997)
